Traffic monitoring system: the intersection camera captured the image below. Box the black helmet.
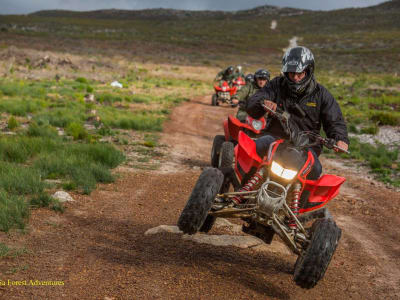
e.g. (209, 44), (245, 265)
(254, 69), (270, 81)
(225, 66), (234, 76)
(282, 46), (315, 96)
(245, 73), (254, 83)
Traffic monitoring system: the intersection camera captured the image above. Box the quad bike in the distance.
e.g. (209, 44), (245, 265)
(211, 81), (238, 106)
(232, 76), (246, 91)
(211, 114), (267, 168)
(178, 106), (349, 289)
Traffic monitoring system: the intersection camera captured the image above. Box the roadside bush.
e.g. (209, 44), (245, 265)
(96, 93), (123, 104)
(75, 77), (88, 84)
(0, 99), (42, 116)
(348, 123), (359, 133)
(0, 190), (29, 232)
(66, 122), (88, 140)
(0, 162), (44, 195)
(370, 112), (399, 126)
(30, 193), (64, 212)
(7, 116), (19, 130)
(30, 193), (53, 208)
(108, 115), (163, 131)
(70, 143), (125, 168)
(0, 139), (30, 163)
(26, 122), (58, 138)
(344, 138), (399, 186)
(34, 143), (123, 194)
(360, 125), (379, 135)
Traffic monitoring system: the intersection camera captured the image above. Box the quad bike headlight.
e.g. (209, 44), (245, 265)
(251, 120), (263, 131)
(271, 161), (298, 180)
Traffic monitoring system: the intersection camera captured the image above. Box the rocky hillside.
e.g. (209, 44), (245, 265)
(29, 5), (306, 20)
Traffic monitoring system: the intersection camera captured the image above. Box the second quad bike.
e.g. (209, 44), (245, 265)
(211, 81), (238, 106)
(178, 106), (349, 289)
(232, 76), (246, 91)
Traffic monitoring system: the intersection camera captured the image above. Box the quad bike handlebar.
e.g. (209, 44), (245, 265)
(262, 104), (350, 154)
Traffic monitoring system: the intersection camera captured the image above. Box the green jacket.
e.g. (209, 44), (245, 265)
(215, 70), (235, 83)
(232, 81), (260, 109)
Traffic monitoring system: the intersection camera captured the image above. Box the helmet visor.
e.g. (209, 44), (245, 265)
(255, 75), (269, 80)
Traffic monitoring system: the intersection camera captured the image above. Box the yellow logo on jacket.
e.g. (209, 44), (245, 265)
(306, 102), (317, 107)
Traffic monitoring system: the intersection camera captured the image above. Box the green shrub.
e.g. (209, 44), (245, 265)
(34, 143), (123, 194)
(0, 162), (44, 195)
(7, 116), (19, 130)
(0, 190), (29, 232)
(370, 112), (399, 126)
(27, 122), (58, 138)
(75, 77), (88, 84)
(30, 193), (64, 212)
(130, 95), (151, 103)
(70, 143), (125, 168)
(30, 193), (53, 208)
(344, 138), (399, 186)
(0, 138), (31, 163)
(0, 99), (42, 116)
(107, 115), (163, 131)
(96, 93), (122, 104)
(66, 122), (88, 140)
(360, 125), (379, 135)
(348, 123), (359, 133)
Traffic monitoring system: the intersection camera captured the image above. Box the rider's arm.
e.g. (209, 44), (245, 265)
(320, 87), (350, 148)
(215, 70), (224, 81)
(246, 79), (277, 119)
(232, 83), (250, 102)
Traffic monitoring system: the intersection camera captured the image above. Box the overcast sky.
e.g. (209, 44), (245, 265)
(0, 0), (388, 15)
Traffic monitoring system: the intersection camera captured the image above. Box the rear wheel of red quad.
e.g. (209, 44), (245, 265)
(294, 218), (342, 289)
(177, 168), (224, 235)
(211, 135), (225, 168)
(211, 94), (218, 106)
(218, 141), (234, 168)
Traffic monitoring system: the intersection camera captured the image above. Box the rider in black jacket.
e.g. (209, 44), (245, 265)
(246, 46), (349, 181)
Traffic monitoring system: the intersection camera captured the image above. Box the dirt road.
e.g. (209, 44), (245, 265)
(1, 96), (399, 300)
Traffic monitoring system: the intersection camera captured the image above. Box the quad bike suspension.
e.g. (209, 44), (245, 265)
(289, 184), (302, 230)
(232, 168), (266, 205)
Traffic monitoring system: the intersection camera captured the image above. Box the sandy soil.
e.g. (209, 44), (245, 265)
(0, 95), (399, 300)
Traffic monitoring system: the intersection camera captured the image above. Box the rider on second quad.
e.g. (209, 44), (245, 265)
(232, 69), (270, 122)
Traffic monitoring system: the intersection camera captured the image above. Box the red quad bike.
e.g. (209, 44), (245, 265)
(211, 81), (238, 106)
(233, 76), (246, 91)
(210, 115), (267, 168)
(178, 106), (349, 289)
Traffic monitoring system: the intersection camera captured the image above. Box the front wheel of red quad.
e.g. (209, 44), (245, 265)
(218, 141), (234, 168)
(211, 94), (217, 106)
(177, 168), (224, 235)
(294, 218), (342, 289)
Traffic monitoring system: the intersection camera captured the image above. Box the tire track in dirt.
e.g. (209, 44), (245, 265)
(159, 95), (235, 172)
